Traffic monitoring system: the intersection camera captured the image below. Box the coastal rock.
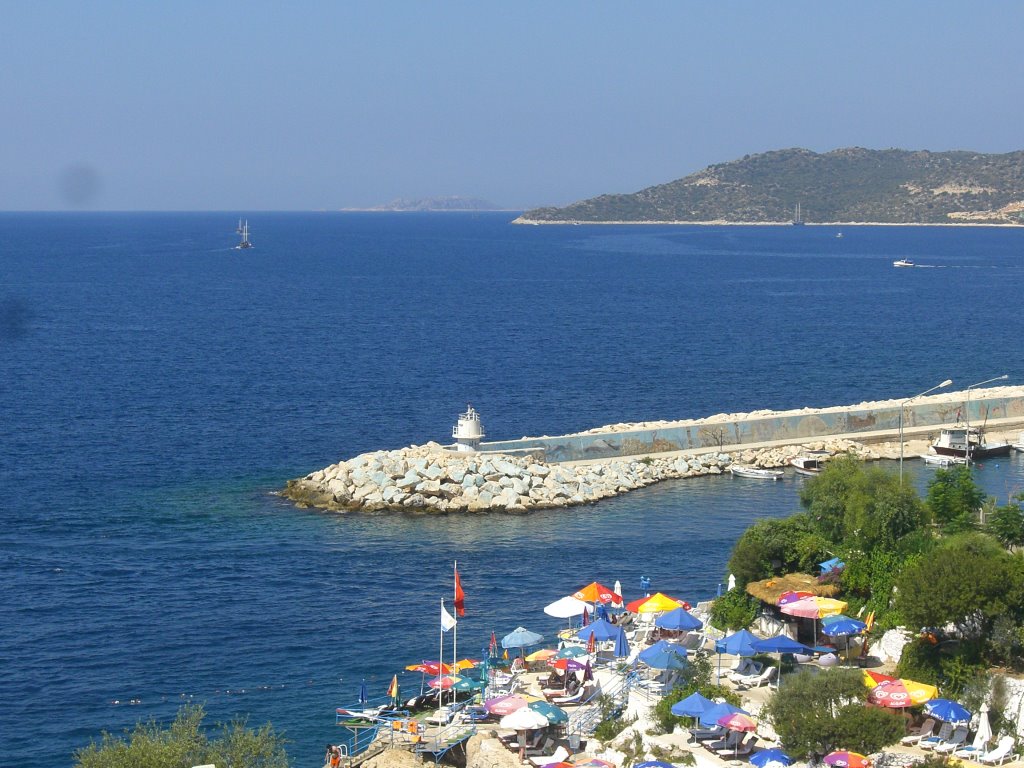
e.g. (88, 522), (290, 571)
(363, 747), (425, 768)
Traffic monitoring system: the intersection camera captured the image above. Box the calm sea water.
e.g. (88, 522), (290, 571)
(2, 213), (1023, 766)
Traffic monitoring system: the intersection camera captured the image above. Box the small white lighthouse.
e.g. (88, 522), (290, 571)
(452, 404), (485, 452)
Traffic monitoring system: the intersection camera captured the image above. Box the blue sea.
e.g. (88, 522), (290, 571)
(2, 213), (1023, 767)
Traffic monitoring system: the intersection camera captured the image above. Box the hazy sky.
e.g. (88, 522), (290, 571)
(3, 2), (1022, 211)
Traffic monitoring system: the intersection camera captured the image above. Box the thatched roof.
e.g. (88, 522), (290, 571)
(745, 573), (839, 605)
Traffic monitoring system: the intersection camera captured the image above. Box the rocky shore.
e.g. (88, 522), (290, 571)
(281, 438), (878, 515)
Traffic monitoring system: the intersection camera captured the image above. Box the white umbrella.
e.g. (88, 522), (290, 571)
(500, 708), (550, 730)
(544, 595), (589, 618)
(975, 703), (993, 749)
(613, 580), (623, 608)
(728, 573), (737, 591)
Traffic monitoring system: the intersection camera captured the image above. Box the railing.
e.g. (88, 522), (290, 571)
(566, 669), (640, 738)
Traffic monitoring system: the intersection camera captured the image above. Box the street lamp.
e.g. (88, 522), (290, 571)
(964, 374), (1009, 462)
(899, 378), (953, 486)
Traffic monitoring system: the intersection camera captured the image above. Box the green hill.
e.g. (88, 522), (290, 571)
(516, 147), (1024, 225)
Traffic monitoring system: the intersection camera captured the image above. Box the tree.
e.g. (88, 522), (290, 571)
(652, 651), (741, 732)
(726, 514), (829, 587)
(927, 465), (985, 532)
(894, 533), (1017, 637)
(74, 705), (290, 768)
(709, 588), (759, 631)
(764, 668), (904, 758)
(988, 494), (1024, 549)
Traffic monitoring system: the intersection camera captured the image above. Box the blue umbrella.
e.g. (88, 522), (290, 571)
(358, 679), (368, 704)
(613, 626), (630, 658)
(502, 626), (545, 649)
(638, 640), (689, 670)
(924, 699), (972, 723)
(751, 749), (793, 767)
(635, 763), (675, 768)
(715, 629), (758, 656)
(655, 606), (704, 632)
(699, 701), (747, 728)
(671, 691), (715, 718)
(751, 636), (814, 654)
(554, 646), (588, 659)
(576, 618), (620, 642)
(821, 616), (867, 637)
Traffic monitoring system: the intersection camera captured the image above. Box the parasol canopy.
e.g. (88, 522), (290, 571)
(544, 595), (591, 618)
(502, 626), (545, 649)
(750, 749), (793, 768)
(554, 646), (588, 659)
(715, 629), (759, 656)
(500, 707), (550, 730)
(637, 640), (689, 670)
(407, 660), (452, 674)
(699, 702), (748, 728)
(625, 592), (689, 613)
(780, 596), (848, 619)
(671, 691), (715, 718)
(718, 712), (757, 732)
(824, 752), (870, 768)
(868, 678), (938, 708)
(575, 618), (623, 643)
(485, 694), (535, 715)
(923, 699), (971, 723)
(655, 606), (703, 631)
(821, 616), (867, 637)
(572, 582), (622, 604)
(526, 649), (558, 662)
(529, 700), (568, 724)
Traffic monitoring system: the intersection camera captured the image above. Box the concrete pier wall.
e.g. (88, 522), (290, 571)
(480, 393), (1024, 463)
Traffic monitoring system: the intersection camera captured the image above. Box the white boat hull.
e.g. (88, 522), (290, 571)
(730, 466), (783, 480)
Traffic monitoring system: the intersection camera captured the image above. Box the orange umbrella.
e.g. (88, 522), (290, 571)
(625, 592), (689, 613)
(572, 582), (622, 604)
(406, 660), (452, 674)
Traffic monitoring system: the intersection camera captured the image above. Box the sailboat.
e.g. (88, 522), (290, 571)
(235, 219), (253, 250)
(792, 203), (805, 226)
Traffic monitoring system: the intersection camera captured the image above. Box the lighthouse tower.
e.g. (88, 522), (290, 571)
(452, 405), (485, 452)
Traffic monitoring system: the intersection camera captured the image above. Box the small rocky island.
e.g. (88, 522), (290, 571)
(515, 147), (1024, 225)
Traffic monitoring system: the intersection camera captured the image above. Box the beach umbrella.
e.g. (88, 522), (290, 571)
(862, 670), (896, 688)
(554, 646), (588, 659)
(549, 657), (587, 671)
(485, 694), (531, 715)
(358, 679), (368, 704)
(822, 615), (867, 635)
(777, 590), (814, 606)
(780, 596), (847, 619)
(751, 635), (814, 654)
(750, 749), (793, 768)
(718, 713), (757, 737)
(634, 762), (674, 768)
(582, 660), (594, 681)
(824, 752), (870, 768)
(613, 627), (630, 657)
(500, 707), (550, 731)
(975, 703), (993, 748)
(625, 592), (689, 613)
(637, 640), (689, 670)
(526, 648), (558, 662)
(407, 660), (453, 675)
(576, 618), (622, 643)
(699, 701), (748, 728)
(451, 678), (483, 692)
(868, 678), (938, 708)
(544, 596), (590, 618)
(613, 580), (623, 607)
(670, 691), (715, 718)
(572, 582), (622, 605)
(586, 633), (596, 654)
(924, 698), (972, 723)
(529, 700), (568, 725)
(428, 675), (463, 689)
(715, 629), (759, 656)
(454, 658), (480, 670)
(574, 761), (615, 768)
(655, 606), (703, 632)
(502, 626), (545, 649)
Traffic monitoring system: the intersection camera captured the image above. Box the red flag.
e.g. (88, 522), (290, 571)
(454, 567), (466, 617)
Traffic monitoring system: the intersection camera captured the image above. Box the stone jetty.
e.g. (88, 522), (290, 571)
(281, 438), (877, 515)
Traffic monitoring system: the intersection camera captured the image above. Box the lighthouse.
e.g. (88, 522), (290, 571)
(452, 405), (485, 452)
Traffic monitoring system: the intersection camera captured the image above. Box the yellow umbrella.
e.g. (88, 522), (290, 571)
(868, 678), (938, 708)
(625, 592), (688, 613)
(525, 649), (558, 662)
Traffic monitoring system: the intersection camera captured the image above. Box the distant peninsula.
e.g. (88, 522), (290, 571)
(347, 195), (502, 212)
(515, 147), (1024, 225)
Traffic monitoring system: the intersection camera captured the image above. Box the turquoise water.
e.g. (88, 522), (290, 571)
(1, 213), (1022, 766)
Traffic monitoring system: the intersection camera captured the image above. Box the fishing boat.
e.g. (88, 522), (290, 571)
(235, 219), (253, 249)
(893, 259), (914, 268)
(789, 452), (830, 476)
(920, 452), (967, 467)
(730, 465), (784, 480)
(931, 426), (1011, 460)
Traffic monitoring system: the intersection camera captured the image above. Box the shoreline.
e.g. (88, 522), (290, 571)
(512, 217), (1024, 227)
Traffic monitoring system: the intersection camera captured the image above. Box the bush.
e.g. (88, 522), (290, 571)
(652, 651), (741, 733)
(726, 514), (828, 587)
(74, 704), (290, 768)
(709, 589), (759, 631)
(927, 465), (984, 532)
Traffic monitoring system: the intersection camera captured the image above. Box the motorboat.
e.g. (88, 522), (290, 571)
(730, 465), (784, 480)
(790, 452), (830, 476)
(893, 259), (914, 268)
(920, 452), (967, 467)
(931, 426), (1011, 460)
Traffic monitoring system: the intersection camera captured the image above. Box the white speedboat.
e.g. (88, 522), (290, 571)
(790, 452), (830, 476)
(893, 259), (914, 268)
(730, 465), (784, 480)
(920, 452), (967, 467)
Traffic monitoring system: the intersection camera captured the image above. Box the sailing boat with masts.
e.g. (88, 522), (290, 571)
(792, 203), (805, 226)
(235, 219), (253, 249)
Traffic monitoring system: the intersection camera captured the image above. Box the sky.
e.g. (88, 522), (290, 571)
(2, 1), (1023, 211)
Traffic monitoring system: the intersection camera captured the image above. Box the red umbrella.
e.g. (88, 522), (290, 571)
(548, 658), (586, 671)
(777, 590), (814, 606)
(428, 675), (462, 689)
(718, 713), (757, 732)
(572, 582), (622, 604)
(586, 633), (596, 654)
(407, 660), (452, 675)
(485, 694), (531, 715)
(824, 752), (870, 768)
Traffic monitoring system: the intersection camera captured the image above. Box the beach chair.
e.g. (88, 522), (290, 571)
(528, 745), (569, 768)
(705, 730), (744, 752)
(900, 717), (936, 745)
(919, 722), (954, 750)
(978, 736), (1017, 765)
(690, 725), (727, 742)
(736, 666), (777, 689)
(524, 736), (556, 757)
(933, 725), (968, 754)
(716, 734), (757, 758)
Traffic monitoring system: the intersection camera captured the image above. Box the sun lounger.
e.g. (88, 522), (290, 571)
(919, 722), (954, 751)
(933, 725), (968, 754)
(735, 666), (777, 688)
(716, 734), (757, 757)
(901, 717), (936, 745)
(690, 725), (727, 742)
(978, 736), (1018, 765)
(551, 685), (588, 705)
(528, 745), (569, 768)
(705, 730), (744, 752)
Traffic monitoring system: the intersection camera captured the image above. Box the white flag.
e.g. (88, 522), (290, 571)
(441, 602), (457, 632)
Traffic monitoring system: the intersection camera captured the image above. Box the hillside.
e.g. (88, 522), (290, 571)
(354, 196), (501, 212)
(516, 148), (1024, 224)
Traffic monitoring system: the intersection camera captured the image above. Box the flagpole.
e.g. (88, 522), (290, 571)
(453, 560), (458, 692)
(439, 597), (445, 709)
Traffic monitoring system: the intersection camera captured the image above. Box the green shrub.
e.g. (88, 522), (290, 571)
(709, 589), (759, 631)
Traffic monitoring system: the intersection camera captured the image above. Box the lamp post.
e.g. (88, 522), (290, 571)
(899, 378), (953, 486)
(964, 374), (1009, 463)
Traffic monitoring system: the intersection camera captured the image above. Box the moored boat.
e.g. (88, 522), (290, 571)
(790, 452), (830, 476)
(931, 426), (1011, 460)
(920, 452), (967, 467)
(1013, 432), (1024, 452)
(893, 259), (914, 268)
(730, 465), (784, 480)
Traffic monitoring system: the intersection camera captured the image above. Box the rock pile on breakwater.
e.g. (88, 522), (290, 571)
(281, 438), (877, 515)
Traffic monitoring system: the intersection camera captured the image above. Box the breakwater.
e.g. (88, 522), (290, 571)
(282, 387), (1024, 515)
